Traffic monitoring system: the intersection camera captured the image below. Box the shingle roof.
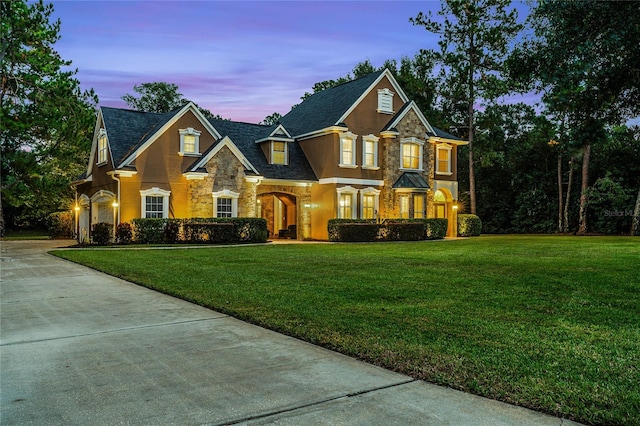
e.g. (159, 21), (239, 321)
(207, 119), (317, 181)
(430, 126), (462, 141)
(278, 70), (385, 136)
(101, 106), (179, 167)
(392, 172), (430, 189)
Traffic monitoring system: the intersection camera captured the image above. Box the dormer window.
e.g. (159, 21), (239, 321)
(377, 88), (394, 114)
(271, 141), (287, 165)
(400, 137), (424, 171)
(362, 134), (379, 169)
(97, 129), (108, 165)
(340, 131), (358, 168)
(179, 127), (201, 156)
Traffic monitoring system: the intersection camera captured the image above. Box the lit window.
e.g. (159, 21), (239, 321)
(212, 190), (239, 218)
(97, 129), (108, 164)
(140, 187), (171, 219)
(179, 127), (201, 155)
(400, 195), (410, 219)
(362, 135), (379, 169)
(413, 194), (425, 218)
(436, 144), (452, 175)
(340, 132), (358, 168)
(377, 88), (394, 114)
(272, 141), (287, 165)
(402, 144), (420, 169)
(360, 187), (380, 219)
(337, 186), (358, 219)
(400, 138), (424, 170)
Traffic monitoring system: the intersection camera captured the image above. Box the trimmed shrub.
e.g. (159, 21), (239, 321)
(132, 218), (165, 244)
(328, 218), (448, 242)
(384, 221), (425, 241)
(328, 219), (377, 242)
(183, 221), (235, 243)
(424, 218), (448, 239)
(115, 222), (133, 244)
(47, 211), (73, 239)
(92, 222), (112, 245)
(331, 223), (381, 242)
(458, 214), (482, 237)
(132, 217), (268, 244)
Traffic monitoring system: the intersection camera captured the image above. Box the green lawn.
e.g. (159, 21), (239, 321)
(53, 235), (640, 425)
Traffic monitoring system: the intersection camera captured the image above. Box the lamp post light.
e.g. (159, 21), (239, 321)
(452, 202), (459, 237)
(112, 201), (118, 240)
(74, 205), (80, 241)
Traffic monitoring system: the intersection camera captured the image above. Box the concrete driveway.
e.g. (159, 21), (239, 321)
(0, 240), (581, 425)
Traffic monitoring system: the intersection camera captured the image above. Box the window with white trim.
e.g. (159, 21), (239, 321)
(413, 194), (425, 218)
(399, 195), (410, 219)
(377, 88), (394, 114)
(271, 141), (287, 165)
(360, 187), (380, 219)
(336, 186), (358, 219)
(436, 144), (452, 175)
(213, 190), (239, 218)
(400, 137), (424, 170)
(179, 127), (201, 155)
(340, 132), (358, 168)
(140, 188), (171, 219)
(97, 129), (108, 164)
(362, 134), (379, 169)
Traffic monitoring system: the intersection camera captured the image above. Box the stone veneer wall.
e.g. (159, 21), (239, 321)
(188, 146), (257, 218)
(380, 109), (434, 218)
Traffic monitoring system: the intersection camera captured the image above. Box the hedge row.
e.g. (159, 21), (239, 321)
(88, 218), (267, 245)
(328, 218), (448, 242)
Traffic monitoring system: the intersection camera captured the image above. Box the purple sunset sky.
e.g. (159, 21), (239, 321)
(52, 1), (533, 124)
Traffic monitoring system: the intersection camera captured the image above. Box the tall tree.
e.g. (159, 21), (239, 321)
(411, 0), (522, 215)
(1, 0), (97, 233)
(510, 0), (640, 234)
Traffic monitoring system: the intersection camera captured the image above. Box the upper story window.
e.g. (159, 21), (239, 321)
(271, 141), (287, 165)
(140, 187), (171, 219)
(400, 137), (424, 171)
(436, 144), (453, 175)
(340, 131), (358, 168)
(362, 134), (379, 169)
(179, 127), (201, 156)
(377, 88), (394, 114)
(97, 129), (108, 165)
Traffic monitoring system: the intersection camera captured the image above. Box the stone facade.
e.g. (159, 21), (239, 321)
(379, 109), (434, 218)
(257, 183), (312, 239)
(188, 146), (257, 218)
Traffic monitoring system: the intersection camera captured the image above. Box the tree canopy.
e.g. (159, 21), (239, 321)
(1, 0), (97, 233)
(122, 81), (227, 120)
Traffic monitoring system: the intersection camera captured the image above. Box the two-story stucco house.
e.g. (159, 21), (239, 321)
(72, 69), (467, 240)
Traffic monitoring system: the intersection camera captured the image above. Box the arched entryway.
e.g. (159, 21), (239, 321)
(90, 190), (117, 230)
(432, 188), (457, 237)
(257, 192), (298, 239)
